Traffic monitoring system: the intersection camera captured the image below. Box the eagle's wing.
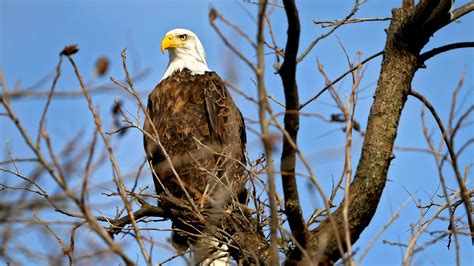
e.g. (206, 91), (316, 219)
(203, 72), (246, 159)
(143, 93), (166, 195)
(203, 72), (248, 204)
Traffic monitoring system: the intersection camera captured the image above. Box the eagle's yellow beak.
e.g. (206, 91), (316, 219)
(161, 34), (179, 54)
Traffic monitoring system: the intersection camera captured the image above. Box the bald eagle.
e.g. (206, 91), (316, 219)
(143, 28), (247, 260)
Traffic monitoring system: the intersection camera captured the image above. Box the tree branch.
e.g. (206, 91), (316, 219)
(209, 8), (257, 73)
(255, 1), (279, 264)
(107, 202), (167, 235)
(299, 51), (383, 110)
(66, 50), (150, 265)
(409, 89), (473, 244)
(419, 42), (474, 65)
(296, 0), (361, 63)
(313, 17), (391, 28)
(451, 2), (474, 21)
(278, 0), (312, 264)
(106, 194), (270, 265)
(36, 56), (63, 147)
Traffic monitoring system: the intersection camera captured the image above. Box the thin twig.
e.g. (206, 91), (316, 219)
(402, 189), (472, 264)
(419, 42), (474, 64)
(296, 0), (361, 63)
(36, 56), (63, 147)
(410, 89), (473, 245)
(313, 17), (391, 28)
(66, 53), (150, 265)
(419, 107), (460, 264)
(357, 198), (411, 264)
(115, 49), (202, 217)
(210, 8), (257, 49)
(210, 8), (257, 73)
(299, 51), (383, 110)
(256, 0), (279, 264)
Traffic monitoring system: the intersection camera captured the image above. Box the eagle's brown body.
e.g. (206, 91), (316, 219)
(144, 69), (247, 208)
(146, 28), (248, 262)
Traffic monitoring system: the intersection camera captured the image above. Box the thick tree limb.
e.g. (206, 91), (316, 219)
(278, 0), (312, 263)
(107, 202), (167, 235)
(451, 2), (474, 21)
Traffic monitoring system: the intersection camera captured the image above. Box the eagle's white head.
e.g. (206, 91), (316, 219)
(160, 28), (210, 81)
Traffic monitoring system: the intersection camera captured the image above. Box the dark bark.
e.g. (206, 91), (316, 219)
(419, 42), (474, 65)
(278, 0), (312, 263)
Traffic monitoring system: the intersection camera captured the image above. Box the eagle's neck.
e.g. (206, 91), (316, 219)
(161, 47), (210, 81)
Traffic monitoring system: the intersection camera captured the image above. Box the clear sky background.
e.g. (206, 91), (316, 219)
(1, 0), (473, 265)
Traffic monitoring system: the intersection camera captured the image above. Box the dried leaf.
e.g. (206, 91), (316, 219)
(268, 132), (281, 151)
(61, 44), (79, 56)
(95, 56), (110, 76)
(209, 8), (218, 22)
(331, 113), (345, 122)
(112, 100), (123, 115)
(464, 165), (471, 179)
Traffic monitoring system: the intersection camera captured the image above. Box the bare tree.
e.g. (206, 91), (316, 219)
(1, 1), (472, 265)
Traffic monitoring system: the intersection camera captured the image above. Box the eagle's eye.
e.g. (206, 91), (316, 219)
(178, 34), (188, 41)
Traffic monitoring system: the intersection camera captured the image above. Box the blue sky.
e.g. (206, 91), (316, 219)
(1, 0), (473, 265)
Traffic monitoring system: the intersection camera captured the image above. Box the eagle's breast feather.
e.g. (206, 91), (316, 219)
(144, 69), (247, 206)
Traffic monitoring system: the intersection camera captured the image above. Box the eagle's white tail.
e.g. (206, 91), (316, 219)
(194, 238), (230, 266)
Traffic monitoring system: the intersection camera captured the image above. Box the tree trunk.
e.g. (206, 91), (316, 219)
(284, 1), (462, 264)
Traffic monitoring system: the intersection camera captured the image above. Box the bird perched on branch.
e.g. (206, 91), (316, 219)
(143, 28), (247, 264)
